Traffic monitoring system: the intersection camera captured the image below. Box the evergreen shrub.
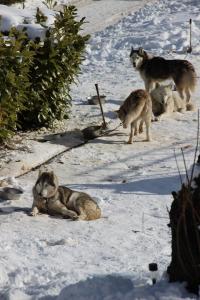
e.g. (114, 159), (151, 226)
(0, 0), (24, 5)
(0, 6), (89, 141)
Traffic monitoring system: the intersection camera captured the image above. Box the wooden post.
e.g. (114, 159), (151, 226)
(95, 83), (107, 129)
(187, 19), (192, 53)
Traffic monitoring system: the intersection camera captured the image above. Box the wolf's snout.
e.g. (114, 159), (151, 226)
(163, 96), (169, 104)
(132, 62), (136, 67)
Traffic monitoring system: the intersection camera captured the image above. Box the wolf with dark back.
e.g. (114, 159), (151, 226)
(130, 47), (197, 104)
(31, 171), (101, 221)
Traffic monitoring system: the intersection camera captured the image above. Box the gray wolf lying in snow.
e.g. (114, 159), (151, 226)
(130, 47), (197, 104)
(31, 171), (101, 221)
(151, 83), (195, 120)
(115, 89), (152, 143)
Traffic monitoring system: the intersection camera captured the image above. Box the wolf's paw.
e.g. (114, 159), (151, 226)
(151, 115), (157, 122)
(30, 210), (38, 217)
(72, 214), (79, 221)
(178, 108), (185, 113)
(127, 140), (133, 144)
(154, 116), (160, 122)
(187, 103), (195, 111)
(144, 137), (152, 142)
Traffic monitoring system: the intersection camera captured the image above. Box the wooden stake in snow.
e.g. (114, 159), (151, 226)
(187, 19), (192, 53)
(95, 84), (107, 129)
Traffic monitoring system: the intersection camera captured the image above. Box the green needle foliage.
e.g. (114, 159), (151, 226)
(0, 5), (90, 141)
(0, 0), (24, 5)
(42, 0), (57, 10)
(0, 28), (35, 141)
(35, 8), (48, 26)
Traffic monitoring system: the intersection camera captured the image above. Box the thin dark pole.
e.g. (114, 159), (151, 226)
(181, 147), (189, 185)
(190, 109), (200, 186)
(187, 19), (192, 53)
(190, 19), (192, 51)
(95, 83), (107, 129)
(174, 149), (183, 185)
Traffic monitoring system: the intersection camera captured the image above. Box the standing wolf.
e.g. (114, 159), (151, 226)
(130, 47), (197, 104)
(116, 89), (152, 143)
(31, 171), (101, 221)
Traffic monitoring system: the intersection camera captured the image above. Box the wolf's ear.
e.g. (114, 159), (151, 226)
(155, 82), (160, 88)
(49, 170), (55, 177)
(138, 47), (144, 56)
(168, 82), (174, 90)
(130, 46), (134, 56)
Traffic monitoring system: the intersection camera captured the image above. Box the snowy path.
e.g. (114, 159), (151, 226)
(1, 0), (200, 299)
(21, 0), (155, 34)
(1, 112), (198, 299)
(73, 0), (155, 34)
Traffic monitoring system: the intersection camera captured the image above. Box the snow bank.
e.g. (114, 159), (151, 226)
(58, 275), (196, 300)
(16, 23), (47, 40)
(57, 275), (133, 300)
(0, 5), (32, 32)
(0, 4), (55, 39)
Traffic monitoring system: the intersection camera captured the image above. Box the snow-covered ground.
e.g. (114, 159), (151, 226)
(1, 0), (200, 299)
(5, 0), (156, 37)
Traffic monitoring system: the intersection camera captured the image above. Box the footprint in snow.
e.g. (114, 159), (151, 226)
(45, 238), (78, 247)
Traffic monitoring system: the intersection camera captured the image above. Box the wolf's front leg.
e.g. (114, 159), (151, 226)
(128, 121), (137, 144)
(57, 206), (78, 220)
(76, 212), (87, 221)
(123, 113), (132, 129)
(30, 206), (39, 216)
(145, 119), (151, 141)
(145, 80), (155, 93)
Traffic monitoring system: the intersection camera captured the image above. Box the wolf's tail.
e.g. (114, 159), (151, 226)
(174, 60), (197, 92)
(188, 68), (197, 92)
(185, 61), (197, 92)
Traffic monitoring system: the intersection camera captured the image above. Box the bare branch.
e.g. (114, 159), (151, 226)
(181, 147), (189, 185)
(189, 109), (200, 186)
(174, 148), (183, 185)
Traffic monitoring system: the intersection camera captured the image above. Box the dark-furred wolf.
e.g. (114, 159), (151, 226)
(130, 47), (197, 104)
